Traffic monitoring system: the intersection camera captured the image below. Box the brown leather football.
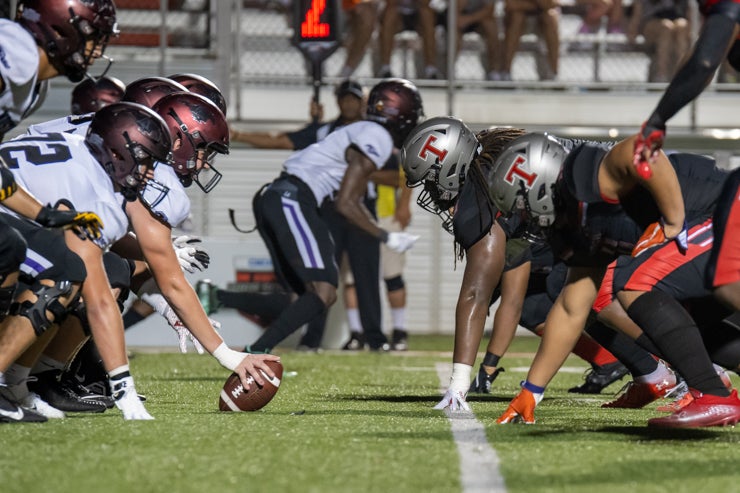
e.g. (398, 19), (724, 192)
(218, 360), (283, 412)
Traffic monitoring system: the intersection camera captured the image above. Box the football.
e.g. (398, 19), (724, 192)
(218, 360), (283, 412)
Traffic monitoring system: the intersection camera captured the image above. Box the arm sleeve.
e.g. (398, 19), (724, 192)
(0, 166), (18, 201)
(646, 13), (738, 130)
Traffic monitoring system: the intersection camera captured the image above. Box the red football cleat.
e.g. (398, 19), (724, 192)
(602, 374), (677, 409)
(648, 389), (740, 428)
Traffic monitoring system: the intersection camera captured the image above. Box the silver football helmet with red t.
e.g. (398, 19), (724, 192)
(400, 116), (480, 233)
(489, 133), (566, 228)
(16, 0), (118, 83)
(86, 102), (173, 207)
(152, 92), (229, 193)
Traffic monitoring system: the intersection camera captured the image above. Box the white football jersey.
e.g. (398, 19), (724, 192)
(284, 120), (393, 204)
(0, 20), (49, 136)
(0, 132), (129, 248)
(26, 114), (191, 228)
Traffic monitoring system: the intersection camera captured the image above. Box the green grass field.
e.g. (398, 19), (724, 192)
(2, 335), (739, 493)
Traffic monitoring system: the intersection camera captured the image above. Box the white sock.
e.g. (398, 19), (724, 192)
(347, 308), (362, 334)
(32, 355), (66, 374)
(635, 360), (672, 384)
(5, 364), (31, 386)
(391, 308), (406, 331)
(0, 371), (5, 386)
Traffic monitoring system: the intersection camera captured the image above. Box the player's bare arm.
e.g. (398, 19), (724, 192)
(335, 146), (385, 239)
(453, 221), (506, 365)
(600, 135), (685, 238)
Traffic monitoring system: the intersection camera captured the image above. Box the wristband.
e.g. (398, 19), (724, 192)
(213, 342), (245, 372)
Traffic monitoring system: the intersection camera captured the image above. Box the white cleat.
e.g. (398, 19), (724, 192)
(21, 392), (65, 419)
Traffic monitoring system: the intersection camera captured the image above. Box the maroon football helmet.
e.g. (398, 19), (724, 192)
(16, 0), (118, 83)
(122, 77), (187, 108)
(366, 78), (424, 148)
(152, 92), (229, 193)
(168, 73), (227, 116)
(71, 75), (126, 115)
(86, 102), (173, 206)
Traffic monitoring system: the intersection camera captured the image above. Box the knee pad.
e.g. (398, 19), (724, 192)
(10, 281), (72, 336)
(0, 284), (16, 318)
(103, 252), (133, 311)
(384, 275), (405, 293)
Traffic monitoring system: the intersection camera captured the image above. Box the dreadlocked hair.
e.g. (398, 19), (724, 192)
(476, 127), (527, 174)
(452, 127), (527, 262)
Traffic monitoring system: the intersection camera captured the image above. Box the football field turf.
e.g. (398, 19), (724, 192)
(2, 335), (739, 493)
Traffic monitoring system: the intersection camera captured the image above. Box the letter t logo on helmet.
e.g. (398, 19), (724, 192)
(504, 155), (538, 187)
(418, 135), (449, 162)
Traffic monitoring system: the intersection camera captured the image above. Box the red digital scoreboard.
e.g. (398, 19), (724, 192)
(293, 0), (340, 63)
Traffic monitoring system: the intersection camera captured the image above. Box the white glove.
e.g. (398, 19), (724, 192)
(428, 0), (447, 12)
(385, 232), (419, 253)
(433, 388), (471, 412)
(172, 235), (210, 273)
(141, 292), (219, 354)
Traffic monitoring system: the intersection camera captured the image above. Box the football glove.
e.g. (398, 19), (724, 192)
(35, 205), (103, 240)
(385, 231), (419, 253)
(172, 235), (210, 273)
(496, 388), (543, 424)
(631, 219), (688, 257)
(633, 121), (666, 180)
(141, 292), (219, 354)
(433, 388), (471, 412)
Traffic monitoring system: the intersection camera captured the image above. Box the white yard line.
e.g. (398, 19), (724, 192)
(435, 363), (507, 493)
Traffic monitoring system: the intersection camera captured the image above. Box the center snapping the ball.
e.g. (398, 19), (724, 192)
(219, 360), (283, 412)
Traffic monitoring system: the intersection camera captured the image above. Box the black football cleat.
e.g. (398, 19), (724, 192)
(27, 371), (109, 413)
(568, 362), (629, 394)
(390, 329), (409, 351)
(469, 365), (505, 394)
(342, 333), (365, 351)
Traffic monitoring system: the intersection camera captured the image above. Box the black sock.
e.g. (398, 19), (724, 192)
(123, 309), (147, 329)
(586, 321), (658, 377)
(634, 334), (664, 359)
(482, 352), (501, 368)
(299, 312), (327, 349)
(627, 291), (729, 396)
(216, 290), (291, 324)
(250, 292), (326, 352)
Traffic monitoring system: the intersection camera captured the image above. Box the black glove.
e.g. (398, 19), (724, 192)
(35, 205), (104, 240)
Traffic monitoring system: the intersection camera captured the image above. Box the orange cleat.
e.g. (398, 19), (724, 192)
(648, 389), (740, 428)
(496, 388), (541, 424)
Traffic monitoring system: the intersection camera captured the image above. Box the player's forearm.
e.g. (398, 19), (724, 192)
(2, 187), (43, 220)
(453, 297), (489, 366)
(335, 198), (385, 240)
(158, 278), (224, 353)
(648, 15), (736, 129)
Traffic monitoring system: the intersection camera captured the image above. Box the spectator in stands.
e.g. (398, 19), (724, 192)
(626, 0), (691, 82)
(454, 0), (505, 80)
(376, 0), (442, 79)
(501, 0), (560, 81)
(338, 0), (381, 78)
(575, 0), (625, 35)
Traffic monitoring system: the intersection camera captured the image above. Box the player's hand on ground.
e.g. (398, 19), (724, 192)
(433, 388), (471, 411)
(385, 231), (419, 253)
(633, 121), (666, 180)
(35, 205), (104, 240)
(172, 235), (210, 273)
(496, 388), (541, 424)
(235, 353), (281, 390)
